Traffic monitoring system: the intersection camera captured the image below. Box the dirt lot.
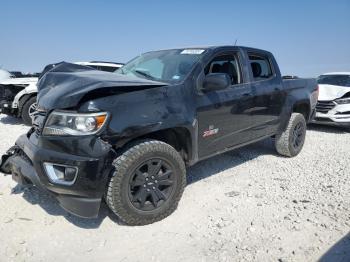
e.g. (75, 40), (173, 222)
(0, 114), (349, 262)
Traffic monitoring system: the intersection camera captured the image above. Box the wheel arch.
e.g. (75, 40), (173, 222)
(292, 101), (311, 121)
(114, 127), (194, 165)
(277, 98), (311, 136)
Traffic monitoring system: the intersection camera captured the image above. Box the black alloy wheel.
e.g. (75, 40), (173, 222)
(291, 121), (305, 150)
(128, 158), (175, 211)
(106, 140), (186, 225)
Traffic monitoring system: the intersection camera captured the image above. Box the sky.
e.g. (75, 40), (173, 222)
(1, 0), (349, 77)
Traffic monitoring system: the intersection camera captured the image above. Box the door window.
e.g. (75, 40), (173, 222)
(204, 54), (242, 85)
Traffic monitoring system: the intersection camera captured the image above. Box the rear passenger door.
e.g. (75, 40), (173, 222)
(196, 51), (256, 158)
(247, 52), (285, 139)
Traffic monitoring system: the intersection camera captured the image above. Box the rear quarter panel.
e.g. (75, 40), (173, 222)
(278, 78), (317, 132)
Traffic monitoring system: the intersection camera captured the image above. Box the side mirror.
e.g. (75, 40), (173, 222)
(202, 73), (230, 92)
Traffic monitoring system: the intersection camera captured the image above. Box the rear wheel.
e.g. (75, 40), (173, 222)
(106, 140), (186, 225)
(275, 113), (307, 157)
(21, 96), (37, 126)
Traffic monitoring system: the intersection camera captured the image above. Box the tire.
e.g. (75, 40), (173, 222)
(21, 96), (37, 126)
(106, 140), (186, 225)
(275, 113), (307, 157)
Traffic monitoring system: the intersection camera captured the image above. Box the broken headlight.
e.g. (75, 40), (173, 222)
(335, 97), (350, 104)
(43, 111), (108, 136)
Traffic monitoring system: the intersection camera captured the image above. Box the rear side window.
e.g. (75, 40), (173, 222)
(249, 54), (273, 80)
(317, 75), (350, 87)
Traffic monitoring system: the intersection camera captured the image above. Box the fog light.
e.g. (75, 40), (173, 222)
(43, 163), (78, 185)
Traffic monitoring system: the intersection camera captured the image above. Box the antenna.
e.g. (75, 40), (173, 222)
(234, 39), (238, 46)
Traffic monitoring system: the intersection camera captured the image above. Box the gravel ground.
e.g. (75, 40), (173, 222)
(0, 114), (349, 262)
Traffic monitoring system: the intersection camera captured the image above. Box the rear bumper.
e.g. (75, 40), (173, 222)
(1, 132), (116, 218)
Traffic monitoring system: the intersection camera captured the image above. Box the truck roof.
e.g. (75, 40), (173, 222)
(210, 45), (271, 52)
(147, 45), (271, 54)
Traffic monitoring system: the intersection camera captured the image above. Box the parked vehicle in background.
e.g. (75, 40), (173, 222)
(0, 61), (124, 125)
(0, 46), (318, 225)
(0, 69), (12, 82)
(313, 72), (350, 127)
(10, 71), (40, 78)
(0, 76), (38, 125)
(282, 75), (299, 80)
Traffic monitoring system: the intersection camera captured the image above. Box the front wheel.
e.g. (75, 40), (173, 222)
(106, 140), (186, 225)
(275, 113), (307, 157)
(21, 96), (37, 126)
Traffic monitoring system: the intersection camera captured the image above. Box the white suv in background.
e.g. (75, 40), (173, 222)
(0, 61), (123, 125)
(313, 72), (350, 127)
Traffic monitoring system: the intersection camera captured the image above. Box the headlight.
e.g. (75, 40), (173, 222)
(335, 97), (350, 104)
(43, 111), (108, 136)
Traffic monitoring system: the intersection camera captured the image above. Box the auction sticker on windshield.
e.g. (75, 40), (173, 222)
(181, 49), (205, 55)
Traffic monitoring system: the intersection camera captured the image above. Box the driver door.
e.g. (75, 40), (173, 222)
(196, 52), (256, 159)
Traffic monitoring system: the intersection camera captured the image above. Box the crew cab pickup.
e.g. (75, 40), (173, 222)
(0, 46), (318, 225)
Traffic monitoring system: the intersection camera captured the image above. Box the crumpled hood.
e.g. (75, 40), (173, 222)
(0, 77), (38, 85)
(318, 84), (350, 101)
(37, 62), (168, 110)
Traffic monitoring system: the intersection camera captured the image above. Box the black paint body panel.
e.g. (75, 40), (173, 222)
(1, 46), (317, 218)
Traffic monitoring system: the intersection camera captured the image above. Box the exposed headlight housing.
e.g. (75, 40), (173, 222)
(335, 97), (350, 104)
(43, 111), (108, 136)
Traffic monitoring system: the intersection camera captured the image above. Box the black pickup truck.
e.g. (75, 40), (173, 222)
(0, 46), (318, 225)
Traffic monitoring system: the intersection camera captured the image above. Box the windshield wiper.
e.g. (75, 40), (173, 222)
(132, 70), (157, 81)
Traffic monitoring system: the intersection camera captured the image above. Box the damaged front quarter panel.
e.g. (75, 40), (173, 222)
(78, 79), (197, 151)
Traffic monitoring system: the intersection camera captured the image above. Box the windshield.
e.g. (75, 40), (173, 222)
(317, 74), (350, 87)
(115, 49), (206, 83)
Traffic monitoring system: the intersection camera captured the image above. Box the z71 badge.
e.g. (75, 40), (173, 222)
(203, 125), (219, 138)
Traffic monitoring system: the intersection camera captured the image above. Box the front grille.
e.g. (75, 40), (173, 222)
(316, 100), (336, 114)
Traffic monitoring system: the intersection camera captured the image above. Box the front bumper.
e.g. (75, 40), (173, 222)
(0, 131), (116, 218)
(312, 103), (350, 127)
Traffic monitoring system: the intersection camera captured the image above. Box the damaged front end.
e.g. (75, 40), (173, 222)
(0, 62), (170, 218)
(0, 123), (117, 218)
(0, 145), (39, 186)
